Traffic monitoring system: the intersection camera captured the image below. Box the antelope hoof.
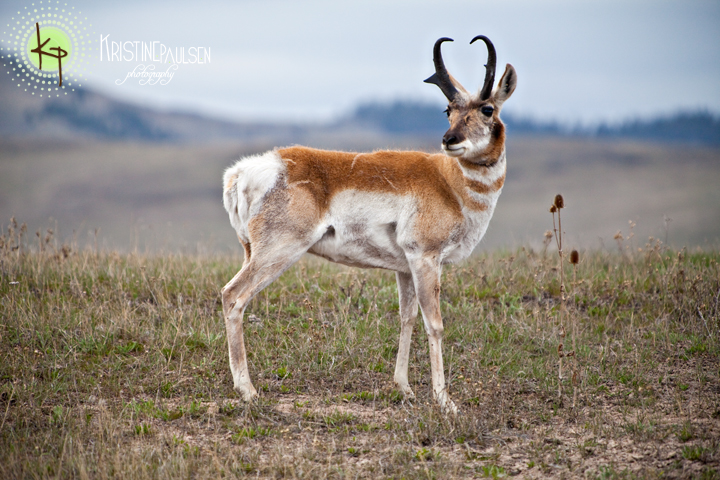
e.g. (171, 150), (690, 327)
(396, 383), (416, 401)
(436, 390), (459, 415)
(442, 398), (459, 415)
(235, 383), (258, 402)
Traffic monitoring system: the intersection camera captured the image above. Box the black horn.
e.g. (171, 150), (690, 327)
(424, 37), (459, 101)
(470, 35), (496, 100)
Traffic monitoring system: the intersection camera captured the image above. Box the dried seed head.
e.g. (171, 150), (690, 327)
(554, 194), (565, 209)
(570, 250), (579, 265)
(613, 231), (623, 240)
(549, 205), (557, 213)
(544, 230), (554, 240)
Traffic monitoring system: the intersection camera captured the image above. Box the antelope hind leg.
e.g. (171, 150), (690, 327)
(221, 242), (310, 401)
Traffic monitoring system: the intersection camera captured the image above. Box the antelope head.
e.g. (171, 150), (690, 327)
(425, 36), (517, 165)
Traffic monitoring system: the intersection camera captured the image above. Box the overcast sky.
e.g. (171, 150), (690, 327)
(2, 0), (719, 125)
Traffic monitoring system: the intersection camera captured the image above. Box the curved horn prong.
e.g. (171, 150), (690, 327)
(424, 37), (460, 101)
(470, 35), (496, 100)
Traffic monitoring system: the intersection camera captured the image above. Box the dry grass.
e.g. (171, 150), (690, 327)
(1, 220), (719, 479)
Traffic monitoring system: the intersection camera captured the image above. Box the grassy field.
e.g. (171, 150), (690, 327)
(1, 218), (718, 479)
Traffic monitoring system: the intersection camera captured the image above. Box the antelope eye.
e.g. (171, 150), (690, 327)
(481, 106), (494, 117)
(443, 108), (450, 117)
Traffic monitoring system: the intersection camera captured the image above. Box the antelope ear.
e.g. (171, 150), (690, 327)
(493, 64), (517, 107)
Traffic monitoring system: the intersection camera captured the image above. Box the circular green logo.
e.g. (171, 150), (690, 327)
(1, 2), (96, 97)
(25, 26), (72, 72)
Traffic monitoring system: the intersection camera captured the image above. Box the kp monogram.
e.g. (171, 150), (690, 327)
(30, 22), (68, 87)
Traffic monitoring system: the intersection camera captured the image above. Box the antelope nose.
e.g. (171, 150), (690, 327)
(443, 134), (459, 146)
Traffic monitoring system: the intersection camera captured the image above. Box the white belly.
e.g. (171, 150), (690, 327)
(307, 190), (412, 271)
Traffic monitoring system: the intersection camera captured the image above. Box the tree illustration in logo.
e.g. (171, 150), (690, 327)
(30, 23), (69, 86)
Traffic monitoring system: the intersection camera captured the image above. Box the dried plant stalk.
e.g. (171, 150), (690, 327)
(570, 249), (580, 408)
(550, 194), (578, 406)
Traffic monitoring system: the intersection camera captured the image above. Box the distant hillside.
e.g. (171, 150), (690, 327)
(344, 101), (447, 134)
(595, 111), (720, 146)
(0, 60), (306, 144)
(345, 101), (720, 146)
(343, 100), (564, 137)
(1, 54), (718, 146)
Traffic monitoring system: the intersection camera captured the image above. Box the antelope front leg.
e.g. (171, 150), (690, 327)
(394, 271), (418, 400)
(427, 325), (456, 413)
(412, 257), (458, 414)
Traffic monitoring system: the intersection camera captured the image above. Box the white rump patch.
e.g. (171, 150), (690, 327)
(223, 150), (286, 242)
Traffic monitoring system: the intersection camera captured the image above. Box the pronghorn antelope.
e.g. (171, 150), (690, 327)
(222, 35), (516, 412)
